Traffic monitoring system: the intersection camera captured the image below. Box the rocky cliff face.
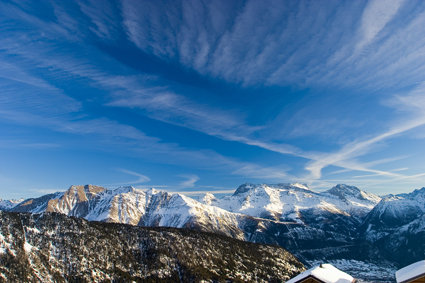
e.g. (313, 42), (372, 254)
(0, 211), (305, 283)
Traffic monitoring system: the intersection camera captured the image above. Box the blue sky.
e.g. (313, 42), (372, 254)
(2, 0), (425, 199)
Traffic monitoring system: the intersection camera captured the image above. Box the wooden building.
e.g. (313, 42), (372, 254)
(396, 260), (425, 283)
(286, 264), (356, 283)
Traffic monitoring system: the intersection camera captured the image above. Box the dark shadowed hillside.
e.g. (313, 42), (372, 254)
(0, 211), (305, 282)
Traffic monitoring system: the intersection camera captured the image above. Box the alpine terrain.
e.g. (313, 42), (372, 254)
(2, 183), (425, 282)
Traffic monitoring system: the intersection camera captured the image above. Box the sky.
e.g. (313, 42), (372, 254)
(2, 0), (425, 199)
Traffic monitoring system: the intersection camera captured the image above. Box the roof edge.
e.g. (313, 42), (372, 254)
(398, 273), (425, 283)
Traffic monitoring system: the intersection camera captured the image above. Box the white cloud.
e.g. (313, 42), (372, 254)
(77, 0), (119, 40)
(119, 0), (425, 95)
(178, 174), (200, 188)
(115, 168), (150, 184)
(357, 0), (405, 50)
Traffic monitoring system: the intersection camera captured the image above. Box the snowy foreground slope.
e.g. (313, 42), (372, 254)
(0, 211), (304, 282)
(4, 183), (425, 282)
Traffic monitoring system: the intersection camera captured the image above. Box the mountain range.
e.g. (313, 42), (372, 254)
(2, 183), (425, 282)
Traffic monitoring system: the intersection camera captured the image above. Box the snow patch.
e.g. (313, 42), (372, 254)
(24, 242), (34, 253)
(286, 263), (354, 283)
(0, 233), (12, 255)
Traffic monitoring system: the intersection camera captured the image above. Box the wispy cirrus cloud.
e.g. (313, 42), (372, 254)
(2, 0), (425, 197)
(356, 0), (405, 50)
(76, 0), (120, 40)
(0, 19), (287, 183)
(303, 83), (425, 182)
(115, 168), (150, 184)
(117, 0), (425, 187)
(177, 174), (200, 189)
(120, 0), (425, 93)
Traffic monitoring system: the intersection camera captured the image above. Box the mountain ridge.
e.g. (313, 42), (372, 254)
(2, 182), (424, 282)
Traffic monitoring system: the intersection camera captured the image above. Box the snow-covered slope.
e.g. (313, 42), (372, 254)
(0, 198), (24, 211)
(85, 186), (148, 225)
(322, 184), (381, 219)
(11, 185), (144, 223)
(359, 188), (425, 242)
(209, 183), (319, 222)
(9, 183), (381, 231)
(45, 184), (106, 217)
(198, 183), (381, 236)
(9, 182), (383, 239)
(11, 191), (64, 213)
(11, 185), (246, 239)
(206, 183), (380, 221)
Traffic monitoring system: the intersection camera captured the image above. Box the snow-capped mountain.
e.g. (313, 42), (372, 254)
(359, 187), (425, 242)
(0, 198), (24, 211)
(396, 187), (425, 202)
(9, 183), (381, 233)
(322, 184), (382, 219)
(4, 182), (424, 282)
(11, 185), (246, 239)
(12, 191), (68, 213)
(7, 183), (378, 244)
(199, 183), (381, 236)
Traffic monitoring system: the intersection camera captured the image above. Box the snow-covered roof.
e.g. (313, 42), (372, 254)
(286, 264), (355, 283)
(396, 260), (425, 283)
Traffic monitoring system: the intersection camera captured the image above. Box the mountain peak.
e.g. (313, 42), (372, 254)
(397, 187), (425, 199)
(198, 193), (217, 205)
(68, 184), (106, 195)
(146, 188), (159, 195)
(332, 184), (360, 193)
(113, 186), (137, 194)
(292, 182), (309, 188)
(327, 184), (362, 200)
(282, 182), (311, 191)
(232, 183), (255, 196)
(232, 182), (312, 197)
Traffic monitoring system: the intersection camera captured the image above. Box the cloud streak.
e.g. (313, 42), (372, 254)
(178, 174), (200, 189)
(115, 168), (150, 184)
(357, 0), (405, 50)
